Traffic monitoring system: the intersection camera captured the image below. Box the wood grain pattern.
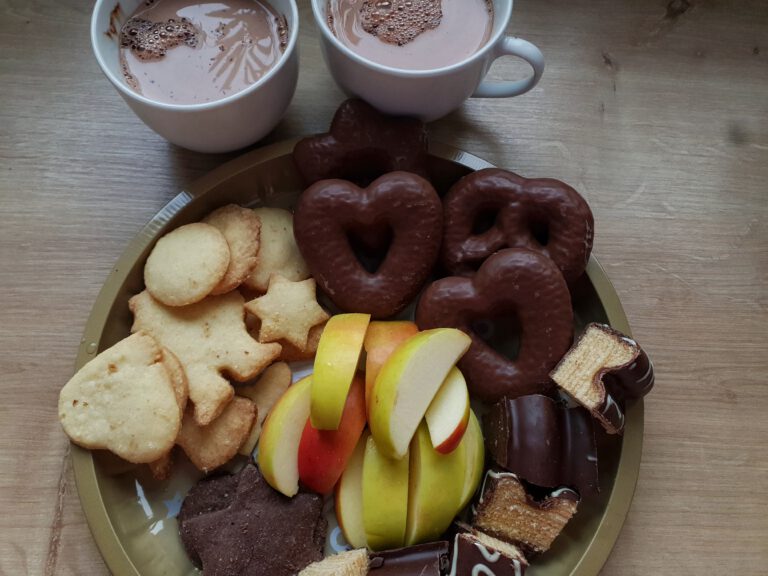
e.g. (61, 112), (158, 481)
(0, 0), (766, 574)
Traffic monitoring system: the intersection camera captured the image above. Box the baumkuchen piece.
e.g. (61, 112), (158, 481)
(484, 394), (598, 497)
(292, 99), (430, 185)
(294, 172), (443, 319)
(550, 323), (655, 434)
(449, 531), (528, 576)
(441, 168), (594, 283)
(473, 471), (579, 555)
(416, 248), (573, 402)
(369, 541), (451, 575)
(178, 464), (326, 576)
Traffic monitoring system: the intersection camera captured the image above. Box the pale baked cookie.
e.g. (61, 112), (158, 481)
(58, 331), (181, 464)
(236, 362), (292, 456)
(243, 207), (310, 292)
(177, 396), (257, 473)
(129, 290), (281, 426)
(277, 322), (325, 362)
(202, 204), (262, 295)
(161, 347), (188, 420)
(245, 275), (330, 349)
(144, 223), (230, 307)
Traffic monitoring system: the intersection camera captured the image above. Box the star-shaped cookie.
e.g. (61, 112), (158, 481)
(245, 275), (329, 350)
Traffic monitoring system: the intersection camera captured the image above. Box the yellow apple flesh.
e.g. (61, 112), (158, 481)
(257, 376), (312, 497)
(311, 313), (370, 430)
(369, 328), (472, 459)
(458, 409), (486, 510)
(363, 321), (419, 418)
(425, 367), (470, 454)
(362, 435), (409, 550)
(405, 421), (466, 545)
(334, 431), (368, 549)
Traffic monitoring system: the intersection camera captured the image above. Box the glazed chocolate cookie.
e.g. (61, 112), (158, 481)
(484, 394), (598, 497)
(550, 323), (655, 434)
(178, 464), (326, 576)
(293, 99), (429, 186)
(294, 172), (443, 319)
(441, 168), (594, 283)
(416, 248), (573, 402)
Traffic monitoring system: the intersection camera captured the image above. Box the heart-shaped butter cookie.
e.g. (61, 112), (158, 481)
(416, 248), (573, 402)
(294, 172), (443, 319)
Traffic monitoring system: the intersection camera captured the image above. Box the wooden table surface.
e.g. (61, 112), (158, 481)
(1, 0), (766, 574)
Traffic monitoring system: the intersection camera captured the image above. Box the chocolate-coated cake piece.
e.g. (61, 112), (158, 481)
(473, 471), (578, 555)
(369, 541), (450, 575)
(178, 464), (326, 576)
(484, 394), (598, 497)
(450, 531), (528, 576)
(550, 323), (655, 434)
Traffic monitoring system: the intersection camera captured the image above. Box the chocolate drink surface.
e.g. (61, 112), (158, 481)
(119, 0), (288, 105)
(327, 0), (493, 70)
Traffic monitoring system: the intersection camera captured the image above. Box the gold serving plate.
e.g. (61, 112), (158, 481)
(70, 140), (643, 575)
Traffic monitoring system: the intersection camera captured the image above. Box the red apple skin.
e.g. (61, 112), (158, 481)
(433, 405), (470, 454)
(298, 375), (367, 494)
(364, 321), (419, 418)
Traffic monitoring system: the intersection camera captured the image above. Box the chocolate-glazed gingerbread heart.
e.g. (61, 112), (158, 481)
(416, 248), (573, 402)
(292, 99), (429, 186)
(442, 168), (594, 283)
(294, 172), (442, 319)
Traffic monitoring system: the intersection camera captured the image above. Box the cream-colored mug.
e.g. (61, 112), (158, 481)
(91, 0), (299, 153)
(311, 0), (544, 122)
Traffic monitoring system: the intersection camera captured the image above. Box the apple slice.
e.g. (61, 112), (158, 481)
(311, 313), (371, 430)
(334, 431), (368, 549)
(363, 321), (419, 418)
(369, 328), (472, 459)
(257, 376), (311, 497)
(362, 435), (409, 551)
(405, 421), (466, 545)
(425, 367), (470, 454)
(298, 375), (367, 494)
(458, 409), (486, 510)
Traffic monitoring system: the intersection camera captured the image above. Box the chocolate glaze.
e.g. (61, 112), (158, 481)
(441, 168), (594, 283)
(474, 471), (579, 555)
(551, 323), (655, 435)
(484, 394), (598, 497)
(369, 541), (451, 575)
(416, 248), (573, 402)
(294, 172), (443, 319)
(450, 532), (528, 576)
(292, 99), (429, 186)
(178, 464), (326, 576)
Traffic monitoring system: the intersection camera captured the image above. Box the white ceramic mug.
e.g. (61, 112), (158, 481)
(311, 0), (544, 122)
(91, 0), (299, 153)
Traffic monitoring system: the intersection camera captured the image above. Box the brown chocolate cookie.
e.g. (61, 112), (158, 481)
(178, 464), (326, 575)
(292, 99), (429, 186)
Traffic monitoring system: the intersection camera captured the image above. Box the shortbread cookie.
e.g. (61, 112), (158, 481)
(129, 290), (281, 426)
(161, 347), (188, 419)
(277, 322), (325, 362)
(243, 207), (310, 292)
(245, 275), (330, 349)
(236, 362), (292, 456)
(144, 222), (231, 307)
(203, 204), (262, 295)
(177, 396), (257, 473)
(58, 331), (181, 463)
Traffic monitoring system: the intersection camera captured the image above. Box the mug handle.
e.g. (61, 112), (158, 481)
(472, 36), (545, 98)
